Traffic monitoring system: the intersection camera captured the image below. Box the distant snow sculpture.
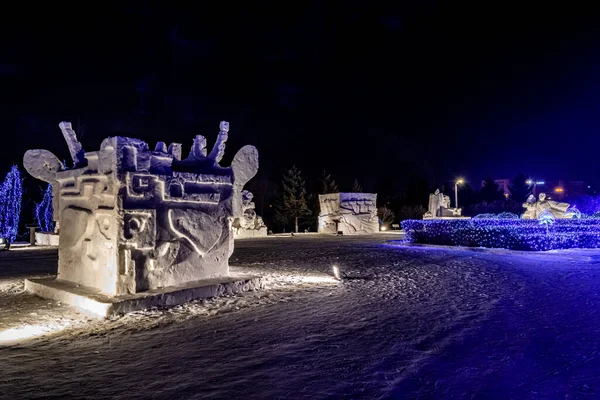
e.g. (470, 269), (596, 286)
(318, 192), (378, 234)
(423, 189), (462, 219)
(23, 121), (259, 297)
(232, 190), (268, 238)
(521, 193), (574, 219)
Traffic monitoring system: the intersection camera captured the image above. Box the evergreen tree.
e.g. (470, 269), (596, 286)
(352, 178), (363, 193)
(274, 165), (312, 233)
(479, 178), (505, 202)
(0, 166), (23, 243)
(458, 183), (477, 209)
(377, 206), (395, 229)
(35, 184), (54, 232)
(509, 172), (532, 203)
(319, 169), (339, 194)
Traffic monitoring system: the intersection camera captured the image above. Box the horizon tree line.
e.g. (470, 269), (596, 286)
(270, 167), (591, 233)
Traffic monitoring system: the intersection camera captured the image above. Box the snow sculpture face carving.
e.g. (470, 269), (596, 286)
(318, 193), (378, 234)
(23, 121), (258, 296)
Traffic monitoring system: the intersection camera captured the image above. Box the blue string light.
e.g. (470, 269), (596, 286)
(0, 166), (23, 243)
(34, 184), (54, 232)
(402, 217), (600, 251)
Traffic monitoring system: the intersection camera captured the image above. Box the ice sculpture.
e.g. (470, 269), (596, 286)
(23, 121), (262, 316)
(232, 190), (268, 239)
(318, 193), (378, 234)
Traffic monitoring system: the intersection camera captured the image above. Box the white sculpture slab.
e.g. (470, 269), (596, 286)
(232, 190), (268, 239)
(318, 193), (378, 234)
(423, 189), (462, 219)
(23, 121), (262, 315)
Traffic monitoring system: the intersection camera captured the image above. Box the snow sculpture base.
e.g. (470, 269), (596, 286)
(35, 232), (59, 246)
(234, 227), (268, 239)
(318, 193), (378, 235)
(25, 272), (264, 318)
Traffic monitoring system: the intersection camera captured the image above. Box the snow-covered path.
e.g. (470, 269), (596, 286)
(2, 236), (600, 399)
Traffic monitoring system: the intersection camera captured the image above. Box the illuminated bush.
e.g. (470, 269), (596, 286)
(401, 218), (600, 251)
(34, 184), (54, 232)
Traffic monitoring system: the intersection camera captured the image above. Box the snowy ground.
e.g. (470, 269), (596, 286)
(2, 235), (600, 399)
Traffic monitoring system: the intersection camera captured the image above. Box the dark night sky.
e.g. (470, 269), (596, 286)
(2, 2), (600, 200)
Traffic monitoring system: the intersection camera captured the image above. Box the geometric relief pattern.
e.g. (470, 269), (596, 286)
(318, 192), (378, 235)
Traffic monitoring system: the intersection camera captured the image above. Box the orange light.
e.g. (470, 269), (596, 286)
(555, 188), (564, 193)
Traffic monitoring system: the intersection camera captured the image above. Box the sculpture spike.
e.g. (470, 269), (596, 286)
(154, 142), (168, 153)
(207, 121), (229, 164)
(58, 121), (87, 168)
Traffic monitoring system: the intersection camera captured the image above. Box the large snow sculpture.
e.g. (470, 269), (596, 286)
(232, 190), (268, 239)
(423, 189), (462, 219)
(318, 192), (378, 234)
(23, 121), (262, 316)
(521, 193), (574, 219)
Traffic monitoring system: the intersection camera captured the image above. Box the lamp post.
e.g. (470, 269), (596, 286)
(455, 179), (464, 209)
(527, 179), (544, 196)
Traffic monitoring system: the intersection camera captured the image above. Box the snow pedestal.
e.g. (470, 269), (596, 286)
(23, 121), (264, 318)
(35, 232), (60, 246)
(232, 190), (268, 239)
(318, 193), (378, 234)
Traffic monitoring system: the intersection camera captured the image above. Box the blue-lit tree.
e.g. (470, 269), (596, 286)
(0, 166), (23, 243)
(35, 184), (54, 232)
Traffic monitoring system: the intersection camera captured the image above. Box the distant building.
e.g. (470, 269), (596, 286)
(566, 181), (586, 197)
(544, 180), (586, 201)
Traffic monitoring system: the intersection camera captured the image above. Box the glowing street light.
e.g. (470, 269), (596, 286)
(455, 179), (464, 209)
(527, 179), (544, 196)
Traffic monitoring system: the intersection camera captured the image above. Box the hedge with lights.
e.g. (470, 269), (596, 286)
(401, 218), (600, 251)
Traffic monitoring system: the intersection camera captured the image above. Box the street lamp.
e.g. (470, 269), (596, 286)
(455, 179), (464, 209)
(527, 179), (534, 196)
(527, 179), (544, 196)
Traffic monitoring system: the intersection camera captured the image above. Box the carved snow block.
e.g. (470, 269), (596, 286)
(318, 193), (378, 235)
(24, 121), (259, 301)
